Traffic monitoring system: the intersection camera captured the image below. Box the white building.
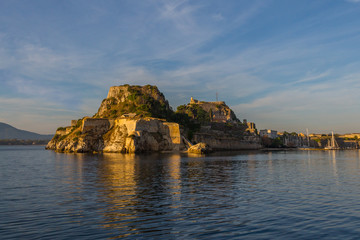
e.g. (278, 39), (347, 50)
(259, 129), (278, 139)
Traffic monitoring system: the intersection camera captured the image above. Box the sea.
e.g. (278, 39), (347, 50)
(1, 145), (360, 239)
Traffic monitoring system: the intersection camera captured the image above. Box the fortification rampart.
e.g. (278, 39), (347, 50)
(193, 133), (261, 150)
(82, 118), (110, 135)
(112, 118), (181, 151)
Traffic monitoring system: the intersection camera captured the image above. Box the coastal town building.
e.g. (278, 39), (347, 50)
(339, 133), (360, 139)
(309, 133), (322, 138)
(259, 129), (278, 139)
(298, 133), (306, 138)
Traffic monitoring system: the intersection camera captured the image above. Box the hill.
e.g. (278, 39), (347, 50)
(176, 97), (239, 124)
(94, 84), (174, 120)
(46, 84), (181, 153)
(0, 122), (53, 140)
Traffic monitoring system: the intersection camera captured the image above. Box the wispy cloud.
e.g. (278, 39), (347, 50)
(159, 0), (198, 32)
(1, 0), (360, 134)
(232, 72), (360, 133)
(0, 97), (84, 133)
(291, 71), (331, 85)
(212, 13), (223, 21)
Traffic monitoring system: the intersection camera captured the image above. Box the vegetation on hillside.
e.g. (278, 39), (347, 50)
(261, 136), (284, 148)
(176, 104), (211, 124)
(94, 85), (174, 120)
(91, 84), (248, 141)
(174, 103), (246, 140)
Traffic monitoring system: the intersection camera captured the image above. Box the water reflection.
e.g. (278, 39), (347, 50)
(49, 150), (360, 238)
(329, 151), (339, 185)
(92, 152), (247, 238)
(95, 153), (185, 237)
(307, 150), (311, 168)
(267, 152), (273, 174)
(54, 153), (85, 185)
(53, 153), (96, 225)
(166, 154), (181, 205)
(5, 147), (360, 239)
(96, 153), (138, 236)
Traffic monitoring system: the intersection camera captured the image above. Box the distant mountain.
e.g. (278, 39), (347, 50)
(0, 122), (53, 140)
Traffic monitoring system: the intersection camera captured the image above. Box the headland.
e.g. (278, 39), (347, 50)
(46, 84), (261, 153)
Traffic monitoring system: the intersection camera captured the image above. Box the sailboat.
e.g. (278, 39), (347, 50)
(324, 131), (340, 150)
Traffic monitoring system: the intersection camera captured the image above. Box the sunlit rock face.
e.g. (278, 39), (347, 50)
(187, 142), (212, 154)
(46, 84), (182, 153)
(46, 117), (182, 153)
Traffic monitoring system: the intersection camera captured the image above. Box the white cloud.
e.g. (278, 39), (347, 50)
(0, 34), (101, 81)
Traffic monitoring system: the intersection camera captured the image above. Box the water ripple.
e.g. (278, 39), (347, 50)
(2, 147), (360, 239)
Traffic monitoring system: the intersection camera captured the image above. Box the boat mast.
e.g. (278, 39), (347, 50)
(331, 131), (335, 148)
(306, 128), (310, 147)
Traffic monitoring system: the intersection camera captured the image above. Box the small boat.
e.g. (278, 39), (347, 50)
(324, 131), (340, 150)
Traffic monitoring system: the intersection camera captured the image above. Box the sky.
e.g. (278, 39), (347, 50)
(1, 0), (360, 134)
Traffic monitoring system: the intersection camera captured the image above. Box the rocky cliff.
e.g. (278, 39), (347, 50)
(46, 85), (183, 153)
(46, 117), (182, 153)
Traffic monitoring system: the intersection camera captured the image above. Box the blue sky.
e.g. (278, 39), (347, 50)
(1, 0), (360, 134)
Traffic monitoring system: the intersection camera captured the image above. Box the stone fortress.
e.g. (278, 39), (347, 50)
(46, 85), (261, 153)
(184, 97), (261, 150)
(189, 97), (237, 123)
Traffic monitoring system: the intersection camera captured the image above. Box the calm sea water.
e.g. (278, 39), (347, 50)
(1, 146), (360, 239)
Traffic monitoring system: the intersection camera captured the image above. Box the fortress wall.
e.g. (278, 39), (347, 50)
(116, 118), (137, 133)
(162, 122), (181, 150)
(112, 118), (182, 152)
(117, 118), (181, 141)
(115, 118), (161, 134)
(82, 118), (110, 134)
(193, 133), (262, 150)
(135, 119), (160, 133)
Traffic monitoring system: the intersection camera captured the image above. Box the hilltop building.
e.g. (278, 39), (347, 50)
(189, 97), (237, 123)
